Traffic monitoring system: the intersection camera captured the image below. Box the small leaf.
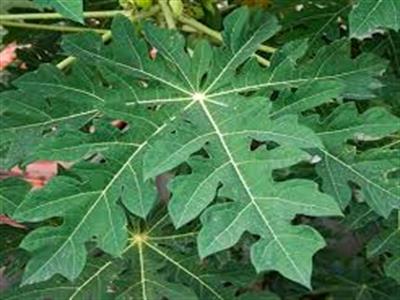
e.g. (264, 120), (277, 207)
(34, 0), (84, 23)
(0, 42), (18, 71)
(349, 0), (400, 39)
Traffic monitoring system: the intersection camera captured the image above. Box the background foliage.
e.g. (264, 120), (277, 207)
(0, 0), (399, 299)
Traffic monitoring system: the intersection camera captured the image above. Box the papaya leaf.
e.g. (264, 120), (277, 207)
(2, 213), (274, 300)
(349, 0), (400, 39)
(34, 0), (84, 23)
(304, 106), (400, 216)
(12, 106), (166, 285)
(0, 64), (102, 168)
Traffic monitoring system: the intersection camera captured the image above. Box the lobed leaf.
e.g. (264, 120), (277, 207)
(304, 105), (400, 216)
(0, 64), (102, 168)
(349, 0), (400, 39)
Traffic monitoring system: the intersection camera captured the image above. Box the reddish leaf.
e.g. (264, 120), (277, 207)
(0, 215), (26, 229)
(0, 42), (18, 71)
(1, 161), (59, 188)
(149, 47), (158, 60)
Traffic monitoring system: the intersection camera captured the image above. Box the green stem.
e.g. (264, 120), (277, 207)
(0, 20), (109, 34)
(56, 56), (77, 70)
(0, 10), (127, 21)
(128, 5), (160, 21)
(259, 43), (277, 54)
(178, 14), (273, 66)
(382, 139), (400, 149)
(178, 14), (277, 53)
(159, 0), (176, 29)
(254, 54), (270, 66)
(178, 14), (220, 40)
(56, 29), (111, 70)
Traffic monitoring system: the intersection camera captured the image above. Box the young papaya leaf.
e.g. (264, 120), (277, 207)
(349, 0), (400, 39)
(303, 105), (400, 216)
(52, 6), (387, 288)
(134, 9), (383, 288)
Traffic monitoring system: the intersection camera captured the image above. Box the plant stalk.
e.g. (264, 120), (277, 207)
(177, 14), (277, 54)
(159, 0), (176, 29)
(178, 14), (220, 40)
(0, 10), (127, 21)
(178, 14), (274, 66)
(0, 20), (109, 34)
(56, 29), (110, 69)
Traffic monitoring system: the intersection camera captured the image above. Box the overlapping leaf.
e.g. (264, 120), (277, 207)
(349, 0), (400, 39)
(0, 255), (120, 300)
(271, 0), (351, 45)
(0, 224), (29, 293)
(2, 213), (275, 300)
(303, 105), (400, 216)
(12, 103), (167, 285)
(207, 38), (387, 100)
(34, 0), (84, 23)
(0, 64), (102, 168)
(269, 72), (400, 217)
(342, 202), (379, 230)
(113, 216), (260, 300)
(313, 258), (400, 300)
